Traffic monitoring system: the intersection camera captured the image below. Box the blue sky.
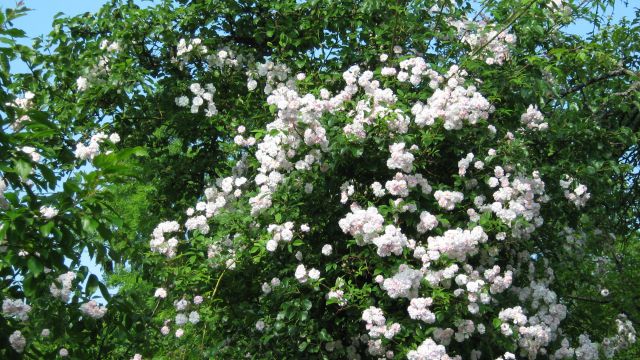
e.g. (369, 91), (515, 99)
(2, 0), (108, 37)
(2, 0), (636, 41)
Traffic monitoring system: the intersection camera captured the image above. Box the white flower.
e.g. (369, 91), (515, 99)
(520, 104), (547, 131)
(266, 239), (278, 252)
(79, 300), (107, 319)
(154, 288), (167, 298)
(50, 271), (76, 302)
(434, 190), (464, 210)
(40, 206), (58, 219)
(387, 143), (414, 173)
(59, 348), (69, 357)
(321, 244), (333, 256)
(109, 133), (121, 143)
(9, 330), (26, 353)
(21, 146), (41, 162)
(175, 313), (188, 326)
(2, 299), (31, 321)
(308, 268), (321, 280)
(190, 83), (202, 95)
(76, 76), (88, 91)
(188, 311), (200, 324)
(417, 211), (438, 233)
(295, 264), (307, 283)
(304, 183), (314, 193)
(175, 96), (189, 107)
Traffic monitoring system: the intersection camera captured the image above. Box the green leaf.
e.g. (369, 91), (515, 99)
(14, 159), (32, 179)
(40, 221), (55, 237)
(493, 318), (502, 329)
(82, 216), (99, 233)
(85, 273), (100, 297)
(99, 282), (112, 301)
(298, 341), (308, 351)
(27, 257), (44, 277)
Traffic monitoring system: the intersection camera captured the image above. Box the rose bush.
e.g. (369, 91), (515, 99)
(1, 0), (639, 359)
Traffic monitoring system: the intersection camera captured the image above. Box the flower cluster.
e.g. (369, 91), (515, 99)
(50, 271), (76, 302)
(158, 297), (204, 338)
(521, 104), (548, 131)
(411, 66), (493, 130)
(602, 314), (637, 357)
(434, 190), (464, 210)
(79, 300), (107, 319)
(176, 38), (207, 57)
(40, 205), (58, 219)
(338, 206), (385, 244)
(362, 306), (401, 355)
(417, 211), (438, 234)
(479, 169), (547, 237)
(75, 40), (120, 91)
(20, 146), (41, 162)
(381, 264), (422, 299)
(261, 277), (282, 295)
(560, 176), (590, 208)
(9, 330), (26, 353)
(5, 91), (34, 130)
(451, 19), (517, 65)
(175, 82), (218, 117)
(2, 298), (32, 321)
(233, 125), (256, 147)
(294, 263), (320, 283)
(266, 222), (295, 252)
(149, 221), (181, 257)
(207, 234), (240, 270)
(407, 297), (436, 323)
(427, 226), (488, 262)
(387, 142), (415, 173)
(457, 153), (476, 176)
(74, 132), (120, 161)
(248, 61), (291, 95)
(407, 337), (460, 360)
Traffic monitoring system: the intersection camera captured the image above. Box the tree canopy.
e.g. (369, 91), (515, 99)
(1, 0), (639, 359)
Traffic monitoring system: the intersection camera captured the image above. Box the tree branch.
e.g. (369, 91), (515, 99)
(560, 68), (637, 98)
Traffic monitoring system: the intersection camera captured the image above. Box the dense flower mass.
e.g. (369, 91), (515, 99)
(2, 1), (638, 358)
(134, 46), (638, 359)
